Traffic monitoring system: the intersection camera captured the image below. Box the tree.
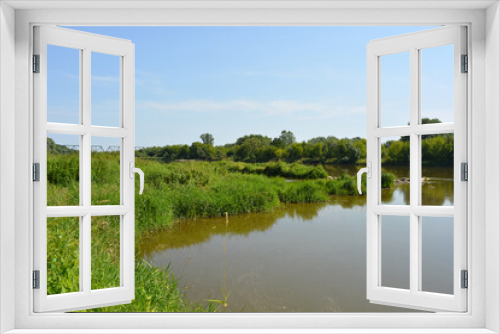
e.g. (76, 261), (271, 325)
(235, 137), (266, 162)
(271, 137), (285, 148)
(235, 134), (271, 146)
(401, 118), (442, 141)
(335, 139), (360, 164)
(255, 145), (278, 162)
(279, 130), (296, 146)
(286, 143), (304, 162)
(200, 133), (214, 146)
(383, 140), (410, 165)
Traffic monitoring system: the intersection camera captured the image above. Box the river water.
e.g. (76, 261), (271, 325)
(139, 166), (454, 312)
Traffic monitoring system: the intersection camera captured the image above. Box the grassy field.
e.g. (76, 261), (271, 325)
(47, 153), (393, 312)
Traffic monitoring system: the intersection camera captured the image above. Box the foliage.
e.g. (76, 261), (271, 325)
(382, 140), (410, 165)
(277, 180), (329, 203)
(200, 133), (215, 146)
(325, 174), (363, 195)
(279, 130), (296, 147)
(46, 153), (396, 312)
(47, 137), (77, 155)
(107, 120), (453, 167)
(224, 161), (328, 179)
(422, 134), (454, 166)
(135, 131), (368, 165)
(82, 261), (215, 312)
(381, 173), (396, 188)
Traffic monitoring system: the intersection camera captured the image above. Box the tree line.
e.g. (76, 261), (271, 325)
(48, 118), (453, 167)
(135, 118), (453, 167)
(135, 130), (367, 165)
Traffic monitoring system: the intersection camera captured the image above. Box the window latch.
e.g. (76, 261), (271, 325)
(129, 162), (144, 195)
(357, 162), (371, 195)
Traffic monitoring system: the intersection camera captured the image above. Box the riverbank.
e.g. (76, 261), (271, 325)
(47, 155), (395, 312)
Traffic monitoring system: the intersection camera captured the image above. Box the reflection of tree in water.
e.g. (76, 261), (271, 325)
(381, 166), (453, 206)
(329, 195), (367, 209)
(381, 185), (411, 204)
(422, 180), (454, 206)
(139, 213), (281, 257)
(380, 181), (452, 206)
(139, 170), (453, 258)
(281, 202), (328, 221)
(139, 203), (328, 257)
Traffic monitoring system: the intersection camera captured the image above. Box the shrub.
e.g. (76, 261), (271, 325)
(381, 173), (396, 188)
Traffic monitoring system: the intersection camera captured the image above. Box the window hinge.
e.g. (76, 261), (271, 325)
(461, 54), (468, 73)
(33, 163), (40, 182)
(33, 270), (40, 289)
(461, 270), (468, 289)
(33, 54), (40, 73)
(461, 162), (468, 181)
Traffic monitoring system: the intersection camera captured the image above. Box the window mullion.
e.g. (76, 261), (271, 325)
(82, 47), (92, 294)
(409, 47), (420, 294)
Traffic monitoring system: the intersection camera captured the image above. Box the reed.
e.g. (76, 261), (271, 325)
(46, 154), (395, 312)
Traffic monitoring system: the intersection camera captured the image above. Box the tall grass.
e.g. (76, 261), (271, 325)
(223, 161), (328, 179)
(381, 173), (396, 189)
(47, 155), (394, 312)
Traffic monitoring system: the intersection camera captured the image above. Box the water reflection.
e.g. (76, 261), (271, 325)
(140, 202), (419, 312)
(139, 167), (453, 312)
(325, 165), (454, 207)
(381, 166), (453, 206)
(139, 203), (329, 258)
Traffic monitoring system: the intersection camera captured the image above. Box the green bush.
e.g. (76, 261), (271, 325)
(46, 155), (396, 312)
(278, 180), (329, 203)
(381, 173), (396, 189)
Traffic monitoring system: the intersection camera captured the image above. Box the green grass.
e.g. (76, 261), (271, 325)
(223, 161), (329, 179)
(47, 155), (394, 312)
(381, 172), (396, 189)
(82, 261), (216, 313)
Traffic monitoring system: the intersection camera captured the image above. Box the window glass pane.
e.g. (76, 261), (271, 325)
(421, 217), (454, 294)
(421, 133), (454, 206)
(381, 136), (410, 205)
(381, 215), (410, 290)
(47, 133), (80, 206)
(47, 45), (80, 124)
(380, 216), (410, 289)
(91, 215), (121, 290)
(421, 45), (454, 124)
(47, 217), (80, 295)
(91, 52), (121, 127)
(91, 137), (121, 206)
(380, 52), (410, 128)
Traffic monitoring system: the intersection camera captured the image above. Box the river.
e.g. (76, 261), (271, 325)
(138, 166), (454, 312)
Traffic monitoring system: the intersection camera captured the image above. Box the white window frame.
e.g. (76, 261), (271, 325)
(33, 25), (136, 313)
(365, 26), (468, 312)
(1, 1), (499, 333)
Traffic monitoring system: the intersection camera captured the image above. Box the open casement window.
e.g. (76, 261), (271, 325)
(33, 26), (138, 312)
(365, 26), (467, 312)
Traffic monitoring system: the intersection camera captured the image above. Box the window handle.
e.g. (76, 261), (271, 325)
(357, 162), (371, 195)
(129, 162), (144, 195)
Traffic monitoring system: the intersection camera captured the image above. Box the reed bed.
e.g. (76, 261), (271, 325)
(47, 155), (393, 312)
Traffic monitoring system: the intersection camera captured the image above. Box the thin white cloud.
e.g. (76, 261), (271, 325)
(135, 70), (176, 96)
(60, 72), (120, 84)
(137, 99), (365, 120)
(228, 70), (315, 80)
(92, 75), (119, 83)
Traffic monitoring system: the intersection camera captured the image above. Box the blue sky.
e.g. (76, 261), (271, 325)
(47, 26), (454, 147)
